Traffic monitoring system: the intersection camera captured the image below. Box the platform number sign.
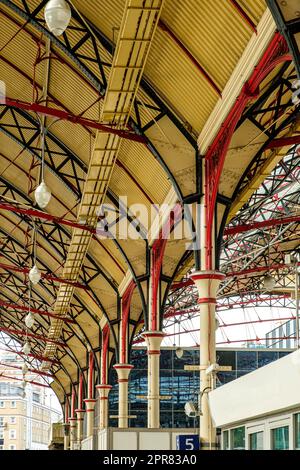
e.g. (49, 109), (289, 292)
(176, 435), (200, 451)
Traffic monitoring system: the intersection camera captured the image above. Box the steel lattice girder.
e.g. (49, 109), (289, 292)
(0, 104), (147, 307)
(0, 0), (197, 202)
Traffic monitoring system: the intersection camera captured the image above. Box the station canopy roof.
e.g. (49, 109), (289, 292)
(0, 0), (299, 401)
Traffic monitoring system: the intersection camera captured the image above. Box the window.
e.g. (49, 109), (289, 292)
(295, 414), (300, 449)
(33, 392), (40, 404)
(9, 417), (16, 425)
(9, 430), (16, 440)
(0, 446), (3, 451)
(0, 431), (3, 440)
(0, 417), (4, 426)
(11, 401), (16, 409)
(0, 402), (5, 409)
(271, 426), (289, 450)
(249, 431), (264, 450)
(9, 445), (16, 450)
(222, 430), (230, 450)
(236, 351), (257, 371)
(230, 427), (245, 450)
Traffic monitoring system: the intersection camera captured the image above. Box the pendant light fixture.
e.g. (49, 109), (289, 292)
(29, 264), (41, 285)
(264, 234), (276, 291)
(22, 362), (29, 375)
(29, 220), (41, 286)
(25, 312), (36, 330)
(44, 0), (72, 37)
(22, 341), (31, 355)
(264, 273), (275, 291)
(25, 284), (36, 330)
(35, 126), (51, 209)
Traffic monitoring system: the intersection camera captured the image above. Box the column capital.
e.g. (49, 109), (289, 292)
(84, 399), (97, 412)
(142, 331), (165, 353)
(189, 271), (225, 282)
(190, 271), (225, 299)
(113, 363), (134, 382)
(75, 409), (85, 421)
(96, 384), (112, 399)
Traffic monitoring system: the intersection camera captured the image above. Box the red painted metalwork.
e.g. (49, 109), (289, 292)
(150, 204), (182, 331)
(151, 238), (168, 331)
(65, 398), (69, 423)
(5, 98), (146, 143)
(225, 214), (300, 236)
(267, 136), (300, 149)
(158, 20), (222, 97)
(205, 33), (291, 270)
(101, 325), (110, 385)
(78, 374), (83, 410)
(71, 387), (76, 419)
(0, 261), (85, 290)
(121, 281), (136, 364)
(0, 361), (53, 378)
(171, 263), (293, 290)
(0, 202), (96, 236)
(0, 300), (76, 324)
(170, 279), (194, 290)
(88, 351), (94, 399)
(227, 264), (292, 277)
(0, 348), (59, 364)
(217, 336), (296, 345)
(0, 326), (65, 347)
(0, 373), (49, 388)
(229, 0), (257, 33)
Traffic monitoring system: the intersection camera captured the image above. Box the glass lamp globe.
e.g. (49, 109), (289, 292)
(264, 274), (275, 291)
(22, 363), (29, 375)
(22, 341), (31, 355)
(35, 181), (51, 209)
(29, 265), (41, 285)
(175, 347), (184, 359)
(45, 0), (72, 37)
(25, 312), (36, 329)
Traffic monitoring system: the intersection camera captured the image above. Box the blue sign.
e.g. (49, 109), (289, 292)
(176, 435), (200, 450)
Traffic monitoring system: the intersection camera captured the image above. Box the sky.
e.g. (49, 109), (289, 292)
(158, 306), (296, 349)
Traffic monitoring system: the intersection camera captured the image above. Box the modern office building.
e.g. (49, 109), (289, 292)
(209, 348), (300, 450)
(1, 0), (300, 454)
(0, 354), (61, 450)
(266, 319), (297, 349)
(107, 347), (292, 429)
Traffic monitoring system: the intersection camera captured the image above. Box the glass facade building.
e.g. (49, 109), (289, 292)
(108, 347), (291, 429)
(266, 319), (297, 349)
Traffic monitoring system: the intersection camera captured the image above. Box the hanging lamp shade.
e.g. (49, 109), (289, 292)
(44, 0), (72, 37)
(25, 312), (36, 329)
(22, 363), (29, 375)
(175, 347), (184, 359)
(29, 265), (41, 285)
(35, 181), (51, 209)
(264, 274), (275, 291)
(22, 341), (31, 355)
